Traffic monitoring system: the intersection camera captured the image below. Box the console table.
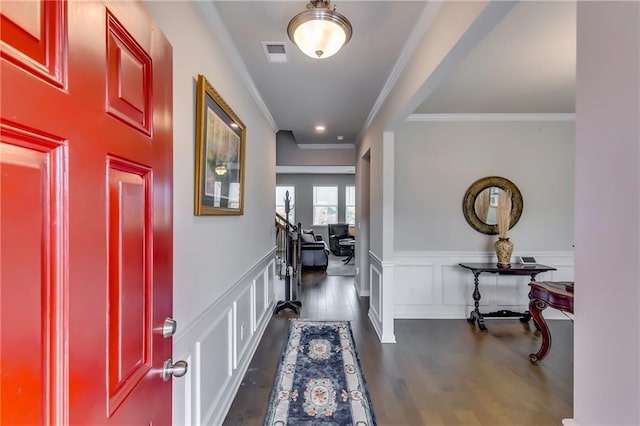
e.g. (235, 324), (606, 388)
(458, 263), (557, 332)
(528, 281), (574, 363)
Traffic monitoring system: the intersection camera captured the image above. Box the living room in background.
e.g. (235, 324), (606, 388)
(346, 185), (355, 225)
(313, 186), (338, 225)
(276, 185), (295, 224)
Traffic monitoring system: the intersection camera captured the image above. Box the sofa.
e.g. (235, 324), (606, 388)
(328, 223), (355, 256)
(299, 229), (329, 270)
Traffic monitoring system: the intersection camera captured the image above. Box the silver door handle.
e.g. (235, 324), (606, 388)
(162, 317), (177, 338)
(162, 358), (188, 382)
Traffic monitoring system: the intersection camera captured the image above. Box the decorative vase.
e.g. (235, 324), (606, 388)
(495, 237), (514, 268)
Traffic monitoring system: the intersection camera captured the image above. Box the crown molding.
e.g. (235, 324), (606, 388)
(198, 2), (278, 132)
(297, 144), (355, 150)
(406, 113), (576, 122)
(359, 1), (444, 140)
(276, 166), (355, 174)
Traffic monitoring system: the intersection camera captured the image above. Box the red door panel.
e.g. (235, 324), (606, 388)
(0, 0), (66, 86)
(0, 127), (65, 425)
(1, 1), (173, 424)
(107, 162), (153, 417)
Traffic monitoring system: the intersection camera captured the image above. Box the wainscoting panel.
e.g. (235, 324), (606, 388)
(394, 265), (435, 306)
(267, 262), (276, 303)
(172, 352), (193, 426)
(172, 249), (277, 426)
(368, 252), (383, 340)
(254, 271), (268, 331)
(234, 284), (254, 370)
(394, 251), (574, 320)
(441, 264), (475, 306)
(199, 309), (233, 425)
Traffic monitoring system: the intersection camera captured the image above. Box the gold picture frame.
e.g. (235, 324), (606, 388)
(194, 74), (246, 215)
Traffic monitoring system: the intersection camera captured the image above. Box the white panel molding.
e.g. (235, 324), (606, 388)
(233, 284), (254, 370)
(406, 113), (576, 122)
(368, 252), (397, 343)
(174, 248), (276, 345)
(562, 419), (580, 426)
(173, 249), (276, 426)
(369, 265), (382, 322)
(368, 253), (383, 341)
(254, 271), (270, 331)
(199, 308), (234, 426)
(172, 352), (192, 426)
(393, 250), (574, 320)
(380, 262), (397, 343)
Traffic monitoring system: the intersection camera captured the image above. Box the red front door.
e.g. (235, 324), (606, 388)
(1, 1), (174, 424)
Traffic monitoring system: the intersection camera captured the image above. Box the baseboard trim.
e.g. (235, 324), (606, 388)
(368, 309), (382, 341)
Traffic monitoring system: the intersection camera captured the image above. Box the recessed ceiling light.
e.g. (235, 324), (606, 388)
(315, 125), (326, 132)
(337, 135), (344, 140)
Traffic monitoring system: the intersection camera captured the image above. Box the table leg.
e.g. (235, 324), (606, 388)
(529, 298), (551, 363)
(467, 272), (487, 332)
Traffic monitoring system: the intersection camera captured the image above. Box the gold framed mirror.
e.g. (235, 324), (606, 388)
(462, 176), (523, 235)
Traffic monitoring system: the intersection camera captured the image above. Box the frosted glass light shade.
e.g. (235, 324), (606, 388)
(287, 8), (352, 59)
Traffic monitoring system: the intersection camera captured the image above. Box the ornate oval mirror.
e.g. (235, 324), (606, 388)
(462, 176), (523, 235)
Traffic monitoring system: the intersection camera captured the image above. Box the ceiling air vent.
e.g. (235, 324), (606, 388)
(262, 42), (289, 63)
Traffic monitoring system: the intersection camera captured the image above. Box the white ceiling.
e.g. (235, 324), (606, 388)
(211, 1), (576, 146)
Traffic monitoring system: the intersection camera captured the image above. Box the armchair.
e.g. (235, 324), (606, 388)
(299, 229), (329, 270)
(328, 223), (355, 256)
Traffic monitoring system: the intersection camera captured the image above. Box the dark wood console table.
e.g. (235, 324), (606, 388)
(458, 263), (557, 332)
(528, 281), (574, 363)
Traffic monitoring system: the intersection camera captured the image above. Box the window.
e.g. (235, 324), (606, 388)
(345, 186), (355, 225)
(276, 186), (295, 223)
(313, 186), (337, 225)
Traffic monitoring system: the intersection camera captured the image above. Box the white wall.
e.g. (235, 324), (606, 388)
(356, 0), (515, 341)
(573, 2), (640, 425)
(143, 2), (277, 424)
(391, 119), (574, 319)
(395, 120), (575, 252)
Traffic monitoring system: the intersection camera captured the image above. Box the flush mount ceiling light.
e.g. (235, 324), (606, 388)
(287, 0), (352, 59)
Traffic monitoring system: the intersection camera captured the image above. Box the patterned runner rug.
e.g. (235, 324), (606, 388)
(264, 320), (376, 425)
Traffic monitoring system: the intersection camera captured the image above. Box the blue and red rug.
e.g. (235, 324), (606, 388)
(264, 320), (376, 425)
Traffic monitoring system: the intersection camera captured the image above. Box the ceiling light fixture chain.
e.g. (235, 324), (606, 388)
(288, 0), (352, 59)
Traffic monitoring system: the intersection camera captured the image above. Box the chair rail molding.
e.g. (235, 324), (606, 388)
(173, 248), (277, 425)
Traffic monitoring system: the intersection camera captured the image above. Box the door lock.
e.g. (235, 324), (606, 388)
(162, 317), (177, 338)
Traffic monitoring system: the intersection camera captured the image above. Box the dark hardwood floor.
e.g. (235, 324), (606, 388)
(224, 271), (573, 425)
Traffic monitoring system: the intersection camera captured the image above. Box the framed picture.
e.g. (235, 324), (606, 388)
(194, 74), (246, 215)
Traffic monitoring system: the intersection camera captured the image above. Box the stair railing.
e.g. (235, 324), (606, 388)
(274, 191), (301, 314)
